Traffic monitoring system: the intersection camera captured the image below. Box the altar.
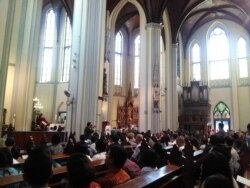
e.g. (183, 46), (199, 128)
(116, 87), (139, 129)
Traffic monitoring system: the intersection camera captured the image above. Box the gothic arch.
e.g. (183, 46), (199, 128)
(213, 101), (231, 131)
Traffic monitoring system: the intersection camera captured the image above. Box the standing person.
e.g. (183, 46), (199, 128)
(84, 122), (94, 140)
(217, 123), (226, 137)
(36, 113), (50, 130)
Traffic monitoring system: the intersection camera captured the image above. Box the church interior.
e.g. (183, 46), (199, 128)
(1, 0), (250, 187)
(1, 0), (250, 136)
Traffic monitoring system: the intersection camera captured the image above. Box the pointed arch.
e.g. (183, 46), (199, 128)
(40, 9), (56, 82)
(207, 22), (229, 80)
(114, 31), (123, 86)
(213, 101), (230, 131)
(189, 40), (201, 81)
(237, 36), (248, 78)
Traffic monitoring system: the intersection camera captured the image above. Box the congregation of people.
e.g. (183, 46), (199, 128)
(0, 121), (250, 188)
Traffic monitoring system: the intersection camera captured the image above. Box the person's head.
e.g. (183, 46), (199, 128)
(201, 151), (232, 183)
(209, 134), (224, 146)
(11, 146), (21, 159)
(127, 132), (135, 140)
(67, 153), (95, 188)
(176, 136), (185, 148)
(23, 147), (52, 187)
(110, 133), (119, 143)
(225, 136), (234, 147)
(106, 145), (127, 169)
(0, 147), (13, 168)
(74, 142), (89, 155)
(87, 122), (92, 127)
(5, 137), (15, 148)
(202, 174), (234, 188)
(135, 134), (143, 144)
(140, 149), (157, 168)
(95, 139), (107, 152)
(51, 133), (61, 145)
(219, 123), (224, 130)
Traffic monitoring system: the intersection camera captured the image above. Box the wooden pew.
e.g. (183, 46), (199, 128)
(114, 149), (204, 188)
(14, 153), (71, 167)
(114, 164), (182, 188)
(0, 159), (107, 188)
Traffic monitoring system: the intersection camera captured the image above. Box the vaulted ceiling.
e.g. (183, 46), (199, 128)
(44, 0), (250, 48)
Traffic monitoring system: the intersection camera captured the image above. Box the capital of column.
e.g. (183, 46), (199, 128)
(145, 23), (163, 30)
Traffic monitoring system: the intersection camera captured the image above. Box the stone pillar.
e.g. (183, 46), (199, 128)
(69, 0), (106, 138)
(139, 23), (161, 133)
(231, 58), (239, 131)
(0, 0), (42, 131)
(166, 44), (178, 131)
(0, 1), (16, 135)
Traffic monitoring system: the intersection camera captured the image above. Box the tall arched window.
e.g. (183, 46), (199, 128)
(208, 27), (229, 80)
(60, 16), (72, 82)
(114, 31), (123, 86)
(134, 35), (140, 89)
(191, 43), (201, 80)
(40, 9), (56, 82)
(237, 37), (248, 78)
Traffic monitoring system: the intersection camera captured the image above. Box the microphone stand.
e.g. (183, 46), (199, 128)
(70, 97), (74, 133)
(66, 96), (74, 134)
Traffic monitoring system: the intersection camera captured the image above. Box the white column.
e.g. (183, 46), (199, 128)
(0, 1), (16, 135)
(166, 44), (178, 131)
(69, 0), (106, 138)
(231, 59), (239, 131)
(139, 23), (161, 133)
(1, 0), (42, 131)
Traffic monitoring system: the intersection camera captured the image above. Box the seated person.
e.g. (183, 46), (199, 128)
(92, 139), (107, 161)
(176, 135), (185, 151)
(140, 149), (157, 174)
(23, 147), (52, 188)
(127, 132), (137, 147)
(74, 141), (92, 161)
(5, 137), (15, 151)
(0, 148), (19, 177)
(89, 133), (99, 157)
(48, 133), (63, 154)
(201, 174), (234, 188)
(11, 145), (21, 160)
(123, 158), (141, 178)
(64, 138), (75, 154)
(26, 136), (36, 155)
(67, 153), (101, 188)
(200, 151), (238, 188)
(153, 143), (168, 168)
(97, 145), (131, 187)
